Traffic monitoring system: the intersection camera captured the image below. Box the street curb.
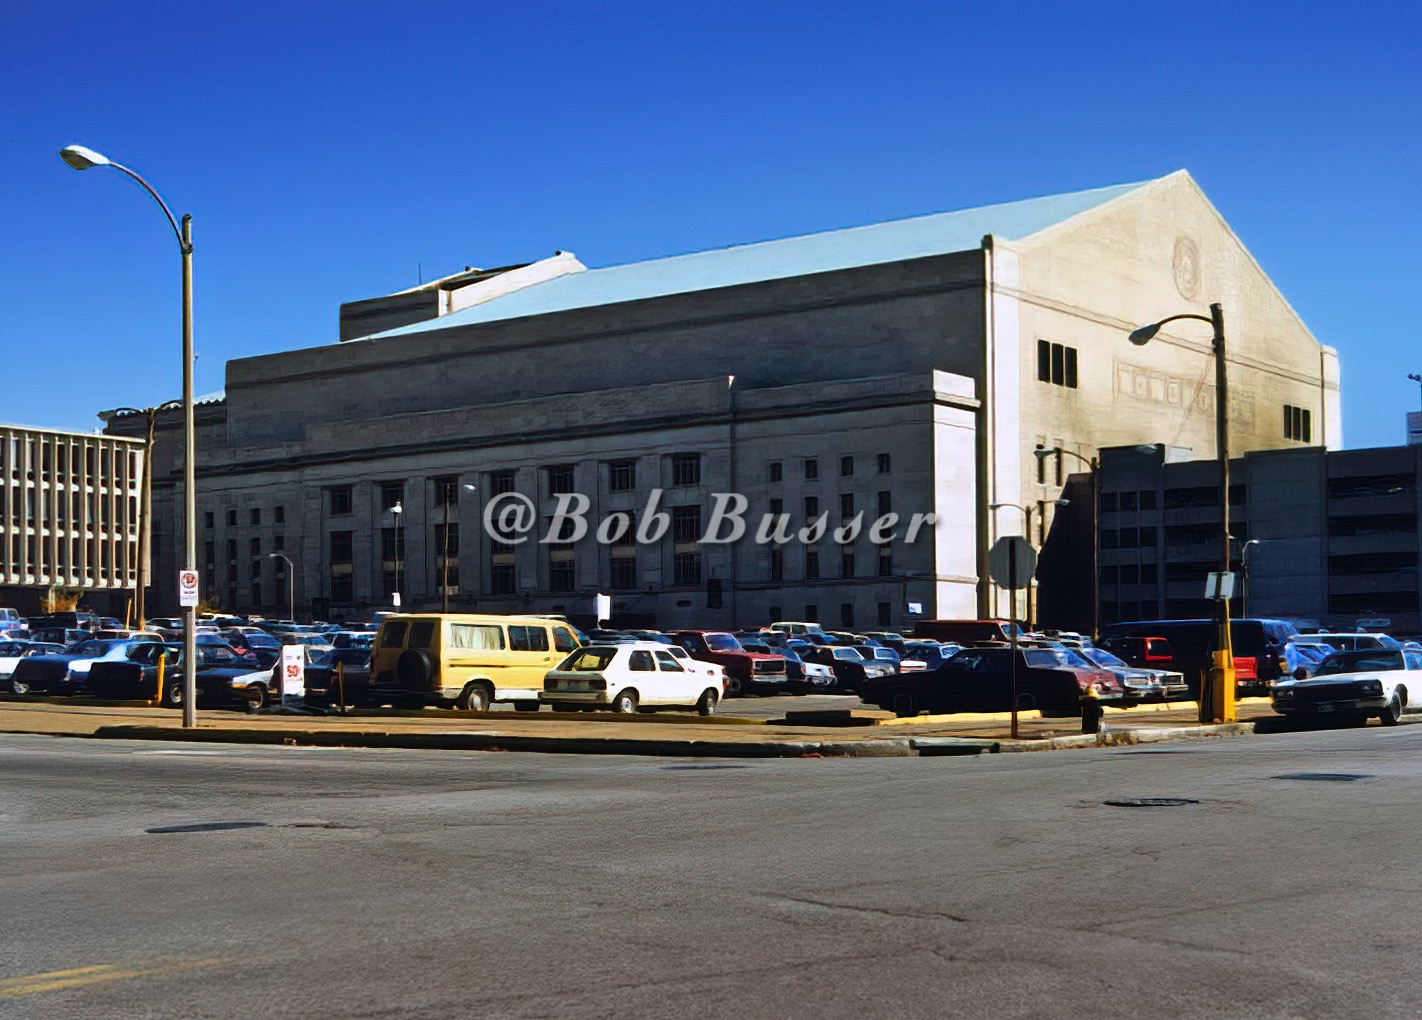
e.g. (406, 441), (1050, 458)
(994, 722), (1256, 752)
(89, 725), (919, 758)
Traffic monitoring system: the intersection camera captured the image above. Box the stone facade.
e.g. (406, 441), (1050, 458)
(106, 172), (1340, 629)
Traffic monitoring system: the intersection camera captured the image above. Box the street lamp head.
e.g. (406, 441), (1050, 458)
(59, 145), (111, 171)
(1053, 498), (1071, 507)
(462, 483), (478, 492)
(1127, 323), (1161, 346)
(390, 502), (403, 515)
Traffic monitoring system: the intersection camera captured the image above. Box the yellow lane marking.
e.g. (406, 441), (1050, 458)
(0, 958), (220, 998)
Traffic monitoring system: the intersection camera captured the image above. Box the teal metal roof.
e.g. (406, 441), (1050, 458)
(372, 178), (1154, 339)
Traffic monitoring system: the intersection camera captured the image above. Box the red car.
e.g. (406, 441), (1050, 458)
(666, 630), (788, 696)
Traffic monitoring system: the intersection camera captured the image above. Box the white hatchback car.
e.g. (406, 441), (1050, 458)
(541, 641), (726, 715)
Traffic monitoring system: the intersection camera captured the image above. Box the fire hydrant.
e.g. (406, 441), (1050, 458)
(1080, 683), (1105, 735)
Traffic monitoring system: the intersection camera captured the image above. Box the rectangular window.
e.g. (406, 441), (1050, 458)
(1139, 490), (1157, 510)
(877, 453), (892, 475)
(549, 560), (575, 593)
(877, 491), (892, 517)
(329, 486), (353, 516)
(226, 508), (237, 527)
(804, 496), (819, 521)
(1101, 530), (1119, 549)
(672, 505), (702, 542)
(769, 498), (783, 517)
(674, 552), (703, 586)
(610, 461), (636, 492)
(840, 603), (855, 628)
(226, 539), (238, 566)
(1120, 491), (1138, 512)
(841, 547), (855, 578)
(274, 505), (285, 524)
(877, 601), (891, 627)
(435, 522), (459, 557)
(490, 564), (516, 594)
(769, 461), (783, 482)
(250, 557), (262, 579)
(249, 537), (261, 557)
(840, 456), (854, 477)
(203, 541), (215, 567)
(249, 508), (261, 526)
(1037, 340), (1079, 388)
(840, 493), (855, 520)
(450, 624), (504, 650)
(380, 527), (406, 560)
(805, 604), (818, 623)
(610, 556), (637, 590)
(672, 454), (701, 486)
(877, 549), (892, 576)
(1120, 564), (1140, 585)
(1139, 526), (1157, 547)
(805, 548), (820, 580)
(329, 531), (353, 562)
(380, 482), (404, 511)
(433, 476), (459, 507)
(204, 511), (214, 530)
(508, 625), (550, 652)
(770, 548), (784, 581)
(547, 464), (575, 494)
(1141, 563), (1158, 584)
(490, 470), (516, 496)
(804, 458), (819, 480)
(1284, 404), (1313, 443)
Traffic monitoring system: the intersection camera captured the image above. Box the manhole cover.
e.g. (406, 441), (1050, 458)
(662, 764), (751, 771)
(1272, 773), (1374, 782)
(146, 821), (269, 834)
(1103, 798), (1200, 808)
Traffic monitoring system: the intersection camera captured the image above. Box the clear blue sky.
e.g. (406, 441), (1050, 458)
(3, 1), (1419, 447)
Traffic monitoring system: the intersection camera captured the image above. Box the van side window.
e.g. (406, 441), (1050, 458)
(654, 651), (685, 672)
(509, 626), (550, 652)
(409, 621), (437, 649)
(449, 624), (504, 650)
(381, 622), (409, 648)
(629, 651), (655, 672)
(553, 627), (579, 653)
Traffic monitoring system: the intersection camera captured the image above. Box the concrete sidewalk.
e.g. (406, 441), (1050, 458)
(0, 696), (1282, 757)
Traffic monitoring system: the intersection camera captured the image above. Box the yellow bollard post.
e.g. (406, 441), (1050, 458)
(154, 653), (166, 707)
(336, 661), (346, 714)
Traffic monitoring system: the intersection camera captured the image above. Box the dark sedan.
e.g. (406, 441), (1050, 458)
(8, 639), (146, 696)
(86, 643), (185, 703)
(860, 645), (1123, 718)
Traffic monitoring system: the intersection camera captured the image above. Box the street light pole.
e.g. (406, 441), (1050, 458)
(1129, 302), (1235, 724)
(62, 145), (199, 729)
(267, 553), (295, 621)
(389, 503), (404, 607)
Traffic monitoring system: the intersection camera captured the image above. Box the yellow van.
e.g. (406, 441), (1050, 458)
(369, 614), (582, 712)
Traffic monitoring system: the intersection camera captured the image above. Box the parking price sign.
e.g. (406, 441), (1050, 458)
(280, 644), (305, 708)
(178, 570), (200, 608)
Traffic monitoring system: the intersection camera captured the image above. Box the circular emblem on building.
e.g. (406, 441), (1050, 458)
(1173, 237), (1200, 301)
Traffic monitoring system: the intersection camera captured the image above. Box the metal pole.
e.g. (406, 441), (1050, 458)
(180, 215), (197, 729)
(1209, 302), (1236, 724)
(1025, 504), (1035, 631)
(1091, 458), (1100, 639)
(135, 409), (156, 629)
(1009, 540), (1020, 740)
(287, 556), (295, 622)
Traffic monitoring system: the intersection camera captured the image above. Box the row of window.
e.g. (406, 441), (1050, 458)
(1101, 527), (1158, 550)
(206, 506), (286, 529)
(769, 453), (893, 483)
(1099, 564), (1160, 585)
(1284, 404), (1313, 444)
(1037, 341), (1079, 389)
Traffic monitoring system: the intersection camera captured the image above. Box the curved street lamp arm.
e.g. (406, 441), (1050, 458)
(1150, 312), (1214, 331)
(107, 161), (189, 254)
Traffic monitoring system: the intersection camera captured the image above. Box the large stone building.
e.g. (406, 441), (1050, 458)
(105, 171), (1341, 629)
(1059, 443), (1422, 638)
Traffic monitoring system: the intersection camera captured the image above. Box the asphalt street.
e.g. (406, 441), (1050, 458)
(2, 725), (1421, 1019)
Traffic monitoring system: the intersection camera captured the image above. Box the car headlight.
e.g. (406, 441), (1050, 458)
(1273, 688), (1293, 701)
(1359, 681), (1383, 697)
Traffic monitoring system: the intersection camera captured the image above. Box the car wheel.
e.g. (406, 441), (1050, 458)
(246, 685), (267, 712)
(696, 689), (718, 716)
(459, 683), (493, 712)
(1378, 691), (1404, 726)
(613, 689), (639, 714)
(891, 692), (915, 718)
(161, 677), (183, 709)
(1016, 693), (1038, 712)
(725, 675), (745, 697)
(513, 700), (540, 713)
(10, 678), (29, 696)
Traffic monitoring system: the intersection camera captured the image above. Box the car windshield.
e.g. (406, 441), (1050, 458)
(704, 634), (743, 652)
(1086, 648), (1129, 669)
(1024, 649), (1064, 668)
(559, 647), (618, 672)
(1315, 650), (1406, 675)
(834, 648), (866, 661)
